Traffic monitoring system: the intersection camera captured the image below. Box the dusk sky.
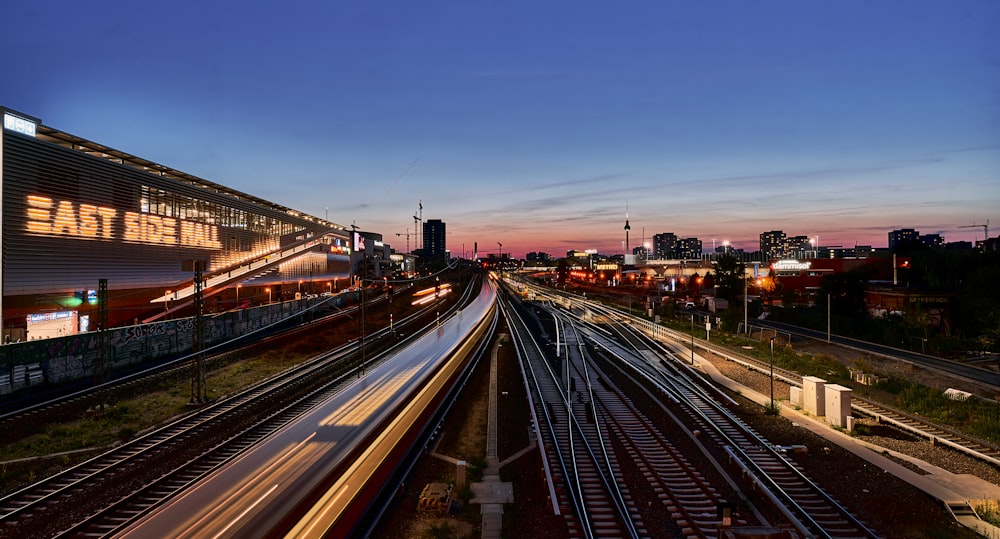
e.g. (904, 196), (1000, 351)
(3, 1), (997, 258)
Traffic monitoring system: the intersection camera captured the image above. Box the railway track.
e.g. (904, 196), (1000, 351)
(655, 319), (1000, 470)
(512, 281), (880, 537)
(0, 278), (477, 538)
(527, 279), (1000, 472)
(501, 294), (639, 539)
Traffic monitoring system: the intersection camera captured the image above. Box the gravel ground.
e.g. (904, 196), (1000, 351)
(711, 344), (1000, 488)
(374, 318), (994, 538)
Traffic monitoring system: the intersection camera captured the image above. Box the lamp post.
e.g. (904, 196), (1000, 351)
(769, 337), (776, 412)
(827, 292), (831, 343)
(690, 313), (695, 365)
(236, 284), (241, 307)
(743, 276), (748, 335)
(265, 287), (271, 303)
(386, 276), (395, 337)
(435, 276), (441, 327)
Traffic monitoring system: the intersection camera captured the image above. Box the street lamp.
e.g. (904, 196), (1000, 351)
(435, 276), (441, 327)
(769, 337), (776, 412)
(265, 287), (271, 303)
(236, 284), (241, 307)
(743, 275), (748, 335)
(690, 313), (695, 365)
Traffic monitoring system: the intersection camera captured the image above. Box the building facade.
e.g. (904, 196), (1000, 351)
(423, 219), (447, 260)
(1, 107), (350, 339)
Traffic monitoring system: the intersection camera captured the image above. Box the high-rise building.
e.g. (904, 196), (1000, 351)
(786, 235), (811, 258)
(526, 252), (552, 262)
(652, 232), (678, 259)
(920, 234), (944, 248)
(423, 219), (447, 259)
(889, 228), (920, 249)
(760, 230), (786, 261)
(677, 237), (702, 259)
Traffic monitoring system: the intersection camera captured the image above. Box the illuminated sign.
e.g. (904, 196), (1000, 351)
(28, 311), (75, 323)
(25, 195), (222, 249)
(773, 259), (812, 271)
(3, 112), (36, 137)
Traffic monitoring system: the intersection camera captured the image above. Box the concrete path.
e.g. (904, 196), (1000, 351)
(469, 336), (514, 539)
(693, 352), (1000, 536)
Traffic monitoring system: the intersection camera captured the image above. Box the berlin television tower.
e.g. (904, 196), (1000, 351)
(624, 203), (631, 254)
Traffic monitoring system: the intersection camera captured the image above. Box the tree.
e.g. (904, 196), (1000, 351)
(556, 259), (570, 286)
(819, 269), (869, 318)
(713, 255), (746, 302)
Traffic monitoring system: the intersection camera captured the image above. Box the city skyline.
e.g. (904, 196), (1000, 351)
(2, 1), (997, 258)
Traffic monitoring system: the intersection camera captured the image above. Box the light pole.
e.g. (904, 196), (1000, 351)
(386, 276), (394, 337)
(435, 276), (441, 327)
(769, 337), (776, 412)
(690, 313), (695, 365)
(236, 284), (241, 307)
(743, 276), (748, 335)
(497, 242), (503, 279)
(265, 287), (271, 303)
(827, 292), (831, 343)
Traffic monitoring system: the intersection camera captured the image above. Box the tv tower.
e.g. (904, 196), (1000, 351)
(624, 203), (631, 254)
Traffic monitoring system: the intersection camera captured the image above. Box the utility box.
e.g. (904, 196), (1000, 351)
(802, 376), (826, 417)
(825, 384), (853, 430)
(789, 386), (802, 407)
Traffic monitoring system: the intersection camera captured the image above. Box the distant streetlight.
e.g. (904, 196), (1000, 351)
(435, 276), (441, 327)
(236, 284), (241, 306)
(327, 282), (332, 293)
(265, 287), (271, 303)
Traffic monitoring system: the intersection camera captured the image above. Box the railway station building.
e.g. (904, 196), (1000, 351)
(1, 107), (352, 342)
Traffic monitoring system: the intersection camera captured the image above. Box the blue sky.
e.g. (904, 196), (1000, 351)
(3, 1), (998, 257)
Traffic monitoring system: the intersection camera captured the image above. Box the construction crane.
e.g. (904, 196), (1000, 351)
(396, 228), (412, 253)
(959, 219), (990, 244)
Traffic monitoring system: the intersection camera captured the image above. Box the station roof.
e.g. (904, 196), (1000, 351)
(3, 106), (348, 232)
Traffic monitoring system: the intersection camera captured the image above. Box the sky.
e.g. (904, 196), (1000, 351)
(2, 1), (998, 258)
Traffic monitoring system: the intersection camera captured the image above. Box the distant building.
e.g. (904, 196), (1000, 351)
(526, 252), (552, 262)
(652, 232), (678, 259)
(920, 234), (944, 248)
(422, 219), (446, 260)
(760, 230), (786, 261)
(677, 237), (702, 259)
(888, 228), (920, 249)
(787, 235), (812, 258)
